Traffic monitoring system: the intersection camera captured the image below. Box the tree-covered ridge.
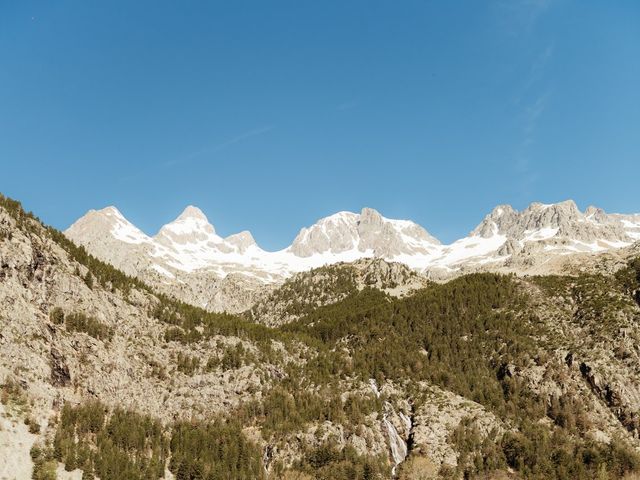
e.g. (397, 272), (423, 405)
(278, 270), (640, 478)
(248, 263), (361, 325)
(46, 397), (391, 480)
(284, 274), (533, 412)
(248, 259), (426, 327)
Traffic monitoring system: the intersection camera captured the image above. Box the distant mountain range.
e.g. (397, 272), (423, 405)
(66, 200), (640, 284)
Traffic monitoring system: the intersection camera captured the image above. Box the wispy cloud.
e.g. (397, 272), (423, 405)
(336, 100), (358, 112)
(523, 91), (550, 139)
(512, 41), (554, 196)
(495, 0), (554, 35)
(119, 125), (275, 183)
(520, 43), (554, 97)
(163, 125), (275, 168)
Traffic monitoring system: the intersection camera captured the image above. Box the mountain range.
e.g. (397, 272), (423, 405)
(65, 200), (640, 311)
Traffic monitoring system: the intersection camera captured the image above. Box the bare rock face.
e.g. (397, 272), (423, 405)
(409, 384), (503, 470)
(289, 212), (361, 257)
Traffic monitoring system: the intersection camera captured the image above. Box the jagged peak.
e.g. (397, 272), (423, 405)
(158, 205), (216, 237)
(65, 205), (150, 245)
(225, 230), (259, 253)
(69, 205), (133, 228)
(526, 199), (579, 213)
(175, 205), (210, 223)
(489, 204), (516, 217)
(359, 207), (384, 226)
(98, 205), (125, 217)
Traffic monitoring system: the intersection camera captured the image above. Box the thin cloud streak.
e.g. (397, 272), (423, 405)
(336, 100), (358, 111)
(513, 40), (554, 197)
(164, 125), (275, 167)
(118, 125), (275, 182)
(495, 0), (554, 35)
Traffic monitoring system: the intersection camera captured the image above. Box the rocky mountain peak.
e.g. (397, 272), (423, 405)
(100, 205), (125, 217)
(472, 205), (518, 238)
(225, 231), (258, 253)
(469, 200), (633, 249)
(66, 206), (150, 245)
(176, 205), (210, 223)
(359, 207), (384, 226)
(289, 208), (440, 258)
(585, 206), (611, 223)
(156, 206), (217, 244)
(65, 199), (640, 293)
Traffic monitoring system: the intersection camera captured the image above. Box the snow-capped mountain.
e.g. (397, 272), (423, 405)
(289, 208), (441, 258)
(65, 201), (640, 287)
(65, 206), (444, 281)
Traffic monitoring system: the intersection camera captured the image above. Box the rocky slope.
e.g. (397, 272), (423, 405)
(66, 201), (640, 312)
(4, 193), (640, 479)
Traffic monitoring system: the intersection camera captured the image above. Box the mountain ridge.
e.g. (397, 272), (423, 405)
(66, 200), (640, 281)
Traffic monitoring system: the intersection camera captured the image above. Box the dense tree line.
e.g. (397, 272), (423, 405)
(51, 401), (264, 480)
(53, 401), (167, 480)
(296, 443), (387, 480)
(170, 419), (264, 480)
(64, 312), (113, 341)
(49, 307), (113, 341)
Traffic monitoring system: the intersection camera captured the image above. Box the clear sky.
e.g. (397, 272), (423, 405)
(1, 1), (639, 249)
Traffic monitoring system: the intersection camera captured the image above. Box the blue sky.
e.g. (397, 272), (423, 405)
(1, 1), (638, 249)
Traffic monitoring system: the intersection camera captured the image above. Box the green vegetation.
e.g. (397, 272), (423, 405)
(285, 275), (535, 415)
(236, 386), (379, 438)
(295, 443), (387, 480)
(249, 264), (359, 322)
(154, 296), (279, 348)
(616, 257), (640, 306)
(65, 312), (113, 341)
(170, 419), (264, 480)
(49, 306), (113, 341)
(501, 422), (639, 480)
(49, 307), (65, 325)
(52, 401), (264, 480)
(30, 445), (57, 480)
(0, 378), (29, 415)
(175, 352), (200, 375)
(54, 401), (168, 480)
